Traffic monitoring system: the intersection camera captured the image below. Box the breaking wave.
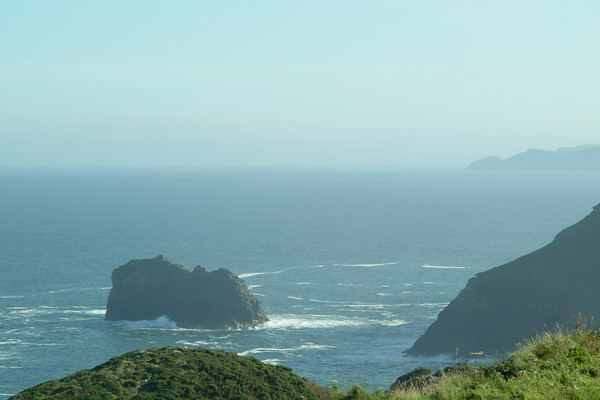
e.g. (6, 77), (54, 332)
(338, 262), (399, 267)
(263, 314), (366, 330)
(238, 342), (334, 357)
(112, 315), (179, 329)
(422, 264), (465, 269)
(238, 270), (283, 279)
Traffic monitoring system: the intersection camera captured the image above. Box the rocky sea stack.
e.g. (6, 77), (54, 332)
(406, 203), (600, 357)
(105, 255), (268, 329)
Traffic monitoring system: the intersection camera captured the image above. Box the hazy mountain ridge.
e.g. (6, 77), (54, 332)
(467, 145), (600, 170)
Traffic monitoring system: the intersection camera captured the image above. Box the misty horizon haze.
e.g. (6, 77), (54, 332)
(1, 1), (599, 168)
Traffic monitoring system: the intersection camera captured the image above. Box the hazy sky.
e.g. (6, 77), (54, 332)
(1, 1), (599, 168)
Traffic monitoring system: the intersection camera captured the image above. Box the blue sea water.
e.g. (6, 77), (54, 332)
(1, 168), (599, 398)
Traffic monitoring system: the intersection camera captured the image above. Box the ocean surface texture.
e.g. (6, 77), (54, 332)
(1, 169), (599, 398)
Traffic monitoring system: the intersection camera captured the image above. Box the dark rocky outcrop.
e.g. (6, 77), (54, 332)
(389, 363), (476, 392)
(406, 203), (600, 357)
(467, 145), (600, 170)
(105, 255), (268, 329)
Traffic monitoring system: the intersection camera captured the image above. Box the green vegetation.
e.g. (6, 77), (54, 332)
(330, 327), (600, 399)
(12, 327), (600, 400)
(11, 347), (330, 400)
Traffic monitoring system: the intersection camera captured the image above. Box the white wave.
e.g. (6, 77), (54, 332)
(263, 315), (366, 330)
(0, 340), (58, 347)
(176, 340), (221, 347)
(418, 302), (449, 307)
(311, 264), (325, 268)
(376, 293), (392, 296)
(423, 281), (436, 285)
(0, 295), (25, 299)
(382, 319), (407, 327)
(339, 262), (399, 267)
(345, 304), (387, 309)
(422, 264), (466, 269)
(287, 296), (305, 301)
(9, 307), (60, 316)
(63, 308), (106, 316)
(113, 315), (179, 329)
(262, 359), (283, 365)
(295, 282), (311, 285)
(47, 289), (73, 294)
(238, 342), (334, 356)
(336, 283), (363, 287)
(247, 285), (262, 289)
(379, 285), (391, 288)
(0, 340), (22, 345)
(84, 309), (106, 316)
(238, 270), (283, 279)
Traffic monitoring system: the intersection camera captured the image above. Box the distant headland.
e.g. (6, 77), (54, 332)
(467, 144), (600, 171)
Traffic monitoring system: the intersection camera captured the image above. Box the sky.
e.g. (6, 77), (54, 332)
(1, 1), (599, 168)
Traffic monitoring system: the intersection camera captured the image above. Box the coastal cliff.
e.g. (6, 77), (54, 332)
(105, 255), (268, 329)
(406, 203), (600, 357)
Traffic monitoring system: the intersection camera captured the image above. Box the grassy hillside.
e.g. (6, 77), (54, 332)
(333, 327), (600, 399)
(10, 347), (329, 400)
(12, 327), (600, 399)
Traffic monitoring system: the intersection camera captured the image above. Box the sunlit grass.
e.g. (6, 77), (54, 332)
(330, 326), (600, 399)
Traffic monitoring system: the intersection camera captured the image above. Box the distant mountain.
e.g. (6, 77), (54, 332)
(467, 145), (600, 170)
(405, 203), (600, 357)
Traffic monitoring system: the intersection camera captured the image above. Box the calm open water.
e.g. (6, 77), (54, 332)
(1, 168), (599, 397)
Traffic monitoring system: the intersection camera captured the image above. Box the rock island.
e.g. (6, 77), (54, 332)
(105, 255), (268, 329)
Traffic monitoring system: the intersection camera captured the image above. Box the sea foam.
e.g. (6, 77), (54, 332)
(238, 270), (283, 279)
(112, 315), (179, 329)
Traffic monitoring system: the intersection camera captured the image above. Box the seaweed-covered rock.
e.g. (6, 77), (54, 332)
(105, 255), (268, 329)
(10, 346), (327, 400)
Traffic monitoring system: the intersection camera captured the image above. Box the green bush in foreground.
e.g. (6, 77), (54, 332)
(12, 329), (600, 399)
(331, 328), (600, 399)
(11, 347), (329, 400)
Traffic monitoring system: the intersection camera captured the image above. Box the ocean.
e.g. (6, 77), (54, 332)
(1, 168), (599, 398)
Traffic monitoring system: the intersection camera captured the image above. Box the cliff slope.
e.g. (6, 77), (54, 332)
(406, 203), (600, 356)
(105, 255), (268, 329)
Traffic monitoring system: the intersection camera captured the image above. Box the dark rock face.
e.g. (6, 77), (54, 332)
(405, 203), (600, 357)
(105, 255), (268, 329)
(467, 145), (600, 170)
(389, 367), (433, 391)
(389, 363), (476, 392)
